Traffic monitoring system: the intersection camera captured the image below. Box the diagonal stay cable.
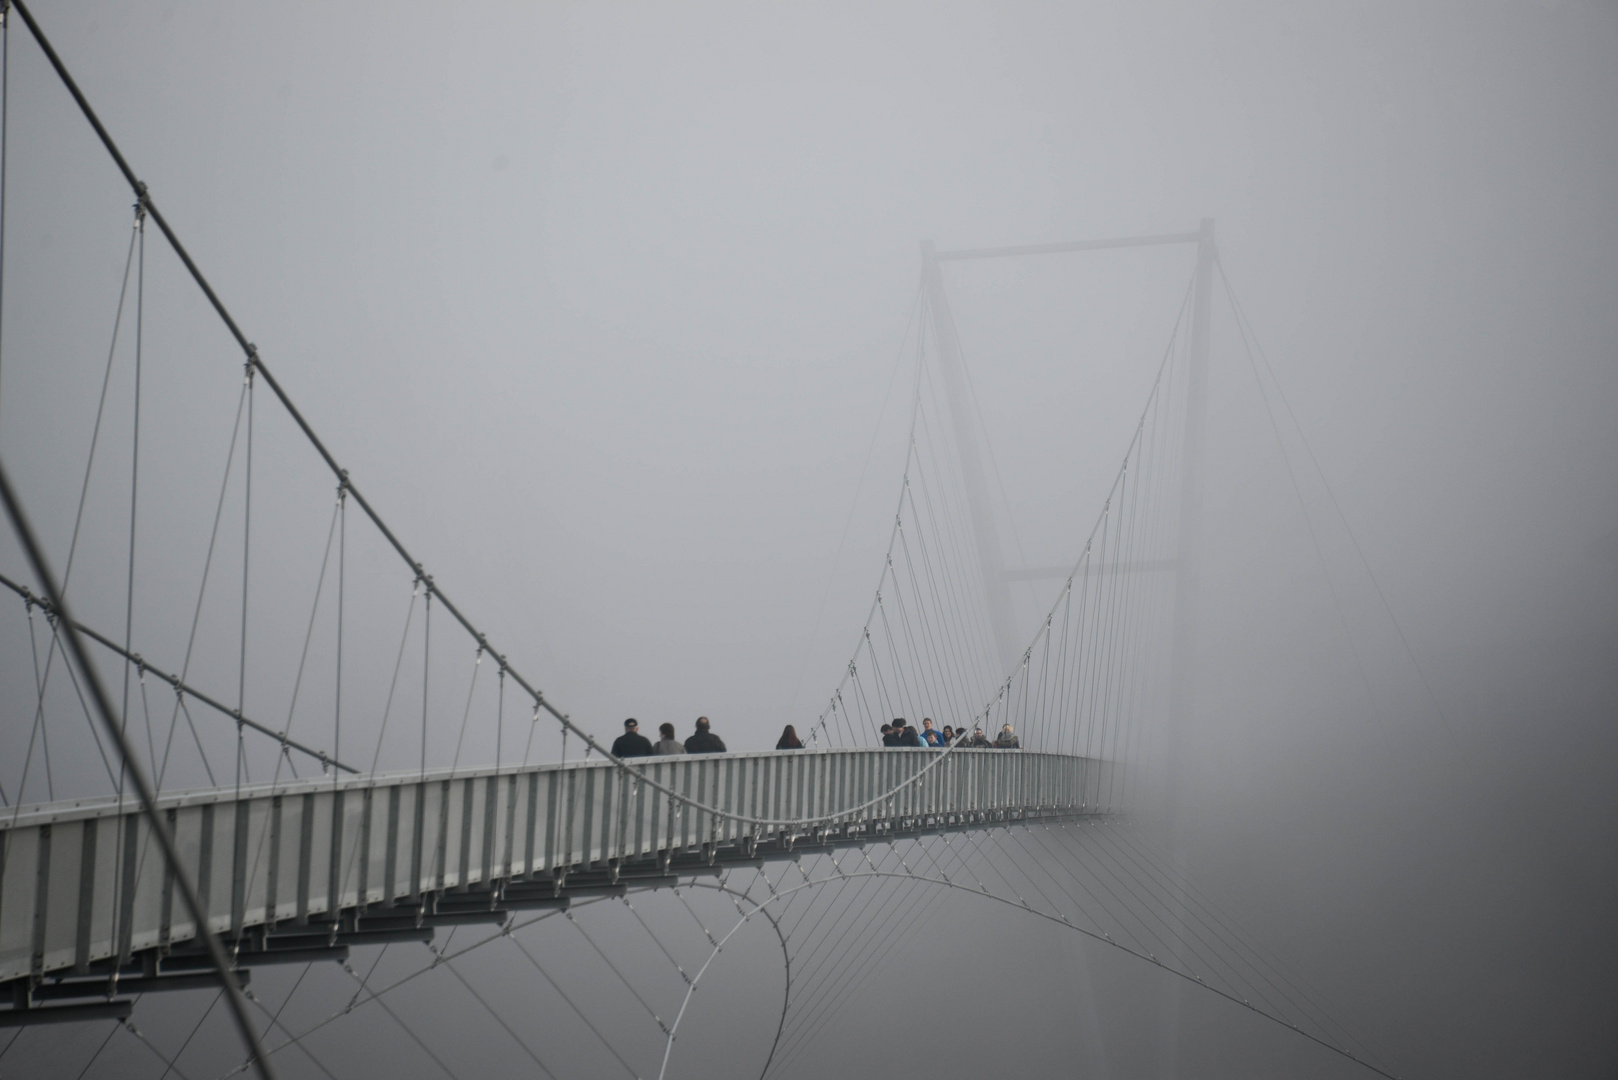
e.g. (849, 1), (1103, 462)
(74, 1022), (121, 1080)
(39, 615), (119, 790)
(155, 989), (222, 1080)
(334, 959), (464, 1080)
(690, 862), (1404, 1080)
(250, 903), (599, 1069)
(770, 846), (958, 1069)
(621, 896), (692, 986)
(436, 952), (565, 1080)
(1219, 260), (1463, 761)
(565, 909), (669, 1033)
(1100, 820), (1398, 1070)
(769, 852), (932, 1053)
(6, 220), (137, 814)
(27, 597), (53, 800)
(157, 379), (246, 791)
(122, 1014), (198, 1080)
(506, 931), (637, 1079)
(236, 989), (341, 1080)
(1081, 820), (1358, 1050)
(7, 596), (48, 806)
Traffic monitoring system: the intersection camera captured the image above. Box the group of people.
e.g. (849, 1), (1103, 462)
(609, 716), (727, 757)
(880, 717), (1020, 749)
(606, 715), (1020, 758)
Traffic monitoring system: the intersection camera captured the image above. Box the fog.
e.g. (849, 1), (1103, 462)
(1, 1), (1615, 1078)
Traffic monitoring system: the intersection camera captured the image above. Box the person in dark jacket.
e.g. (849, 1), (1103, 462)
(899, 724), (924, 747)
(881, 722), (906, 748)
(967, 727), (992, 748)
(684, 716), (727, 754)
(775, 724), (803, 750)
(611, 718), (653, 758)
(994, 724), (1021, 749)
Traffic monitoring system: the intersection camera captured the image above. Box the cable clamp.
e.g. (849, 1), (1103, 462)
(244, 344), (259, 381)
(336, 469), (350, 500)
(133, 182), (150, 222)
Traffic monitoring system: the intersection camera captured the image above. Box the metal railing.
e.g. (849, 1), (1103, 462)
(0, 748), (1115, 984)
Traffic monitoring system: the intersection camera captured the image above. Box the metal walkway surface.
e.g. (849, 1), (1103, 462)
(0, 748), (1115, 1009)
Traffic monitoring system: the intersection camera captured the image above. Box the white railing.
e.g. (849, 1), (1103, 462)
(0, 748), (1116, 982)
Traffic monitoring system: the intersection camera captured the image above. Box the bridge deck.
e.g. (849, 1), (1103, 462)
(0, 748), (1114, 1004)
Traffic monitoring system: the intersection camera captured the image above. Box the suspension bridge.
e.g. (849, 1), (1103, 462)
(0, 3), (1402, 1078)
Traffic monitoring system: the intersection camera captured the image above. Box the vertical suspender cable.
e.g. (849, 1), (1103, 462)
(124, 201), (146, 769)
(0, 458), (279, 1079)
(111, 200), (146, 987)
(238, 360), (254, 793)
(421, 585), (431, 778)
(335, 476), (346, 782)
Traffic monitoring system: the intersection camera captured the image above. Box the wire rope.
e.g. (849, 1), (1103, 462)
(1219, 261), (1463, 760)
(434, 953), (564, 1080)
(682, 859), (1402, 1080)
(73, 1016), (122, 1080)
(504, 932), (630, 1079)
(6, 221), (137, 816)
(155, 380), (246, 790)
(122, 1014), (198, 1080)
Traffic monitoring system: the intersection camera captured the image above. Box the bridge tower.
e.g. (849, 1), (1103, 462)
(920, 240), (1023, 675)
(1167, 217), (1216, 797)
(1160, 215), (1218, 1080)
(917, 223), (1218, 708)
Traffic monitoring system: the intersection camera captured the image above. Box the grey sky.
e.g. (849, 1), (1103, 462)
(1, 1), (1615, 1077)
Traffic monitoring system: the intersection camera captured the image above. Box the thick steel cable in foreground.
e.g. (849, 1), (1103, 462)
(0, 457), (278, 1080)
(0, 570), (356, 774)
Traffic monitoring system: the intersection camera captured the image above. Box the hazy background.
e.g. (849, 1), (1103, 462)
(0, 1), (1615, 1077)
